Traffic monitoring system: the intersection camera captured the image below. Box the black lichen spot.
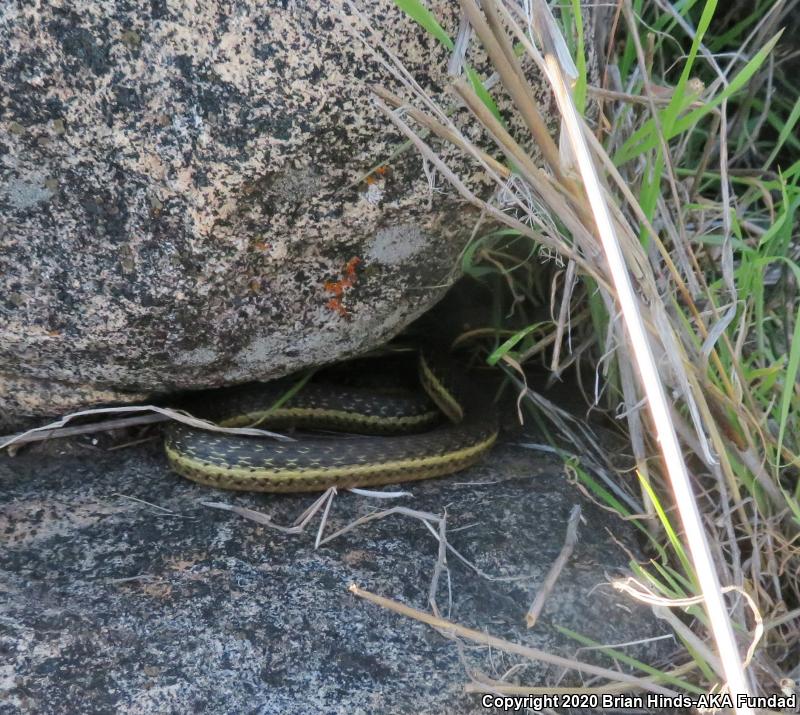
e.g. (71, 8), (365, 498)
(139, 292), (158, 308)
(46, 97), (66, 118)
(253, 41), (277, 62)
(149, 0), (168, 20)
(271, 57), (287, 75)
(253, 13), (272, 34)
(173, 54), (194, 81)
(70, 177), (131, 244)
(197, 80), (230, 119)
(55, 24), (110, 76)
(113, 85), (140, 113)
(2, 56), (68, 124)
(255, 113), (293, 143)
(306, 64), (322, 83)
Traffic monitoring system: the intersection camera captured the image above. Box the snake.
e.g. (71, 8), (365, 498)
(164, 351), (498, 492)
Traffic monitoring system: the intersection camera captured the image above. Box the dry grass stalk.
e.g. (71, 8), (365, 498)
(372, 85), (510, 178)
(529, 8), (752, 702)
(0, 413), (168, 448)
(463, 658), (699, 695)
(525, 504), (581, 628)
(0, 404), (291, 454)
(348, 583), (678, 696)
(456, 0), (565, 180)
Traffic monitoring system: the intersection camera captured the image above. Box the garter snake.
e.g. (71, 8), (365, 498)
(164, 351), (498, 492)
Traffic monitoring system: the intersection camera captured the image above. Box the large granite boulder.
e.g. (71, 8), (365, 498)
(0, 1), (603, 428)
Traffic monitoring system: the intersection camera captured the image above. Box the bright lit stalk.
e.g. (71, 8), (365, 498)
(531, 12), (754, 713)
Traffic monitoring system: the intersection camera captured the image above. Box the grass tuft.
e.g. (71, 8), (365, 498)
(365, 0), (800, 701)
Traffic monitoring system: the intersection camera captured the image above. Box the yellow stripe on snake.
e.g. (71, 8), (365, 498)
(165, 352), (498, 492)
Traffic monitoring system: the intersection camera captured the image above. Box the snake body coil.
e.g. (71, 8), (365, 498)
(165, 352), (498, 492)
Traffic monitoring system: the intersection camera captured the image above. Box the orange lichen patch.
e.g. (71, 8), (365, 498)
(324, 256), (362, 318)
(364, 165), (389, 185)
(323, 281), (343, 297)
(326, 297), (348, 317)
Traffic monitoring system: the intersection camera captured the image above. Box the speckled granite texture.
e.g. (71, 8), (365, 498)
(0, 436), (672, 714)
(0, 1), (608, 428)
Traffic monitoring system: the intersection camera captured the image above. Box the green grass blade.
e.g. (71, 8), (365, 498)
(555, 627), (705, 694)
(637, 472), (696, 584)
(763, 93), (800, 169)
(486, 322), (546, 365)
(566, 0), (588, 113)
(393, 1), (502, 122)
(393, 0), (453, 49)
(762, 256), (800, 467)
(615, 32), (781, 165)
(660, 0), (717, 135)
(464, 66), (503, 123)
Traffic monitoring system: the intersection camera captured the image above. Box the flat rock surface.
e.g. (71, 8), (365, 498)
(0, 434), (670, 714)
